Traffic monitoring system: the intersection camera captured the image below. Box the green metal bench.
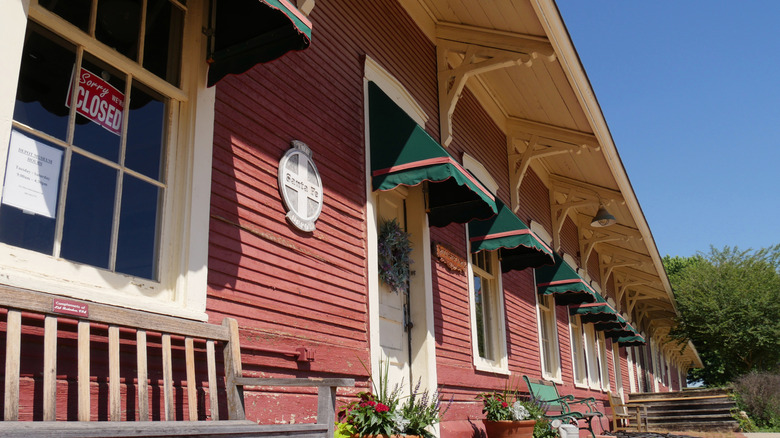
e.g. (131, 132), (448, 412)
(522, 376), (603, 438)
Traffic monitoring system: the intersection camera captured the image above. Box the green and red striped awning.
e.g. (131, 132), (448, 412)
(469, 199), (554, 272)
(615, 334), (647, 347)
(569, 295), (619, 324)
(208, 0), (313, 86)
(369, 82), (497, 227)
(535, 253), (597, 305)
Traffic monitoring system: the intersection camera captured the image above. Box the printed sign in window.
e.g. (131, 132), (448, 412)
(2, 130), (63, 218)
(66, 67), (125, 136)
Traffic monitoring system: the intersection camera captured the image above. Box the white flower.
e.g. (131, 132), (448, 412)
(511, 401), (530, 421)
(391, 410), (410, 433)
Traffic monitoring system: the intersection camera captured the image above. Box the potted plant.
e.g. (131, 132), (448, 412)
(336, 361), (449, 438)
(478, 389), (557, 438)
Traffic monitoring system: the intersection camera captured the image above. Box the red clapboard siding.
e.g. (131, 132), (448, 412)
(588, 247), (601, 285)
(560, 216), (580, 266)
(516, 168), (553, 238)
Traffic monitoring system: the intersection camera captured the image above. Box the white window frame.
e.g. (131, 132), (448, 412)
(467, 245), (509, 374)
(569, 313), (588, 388)
(627, 347), (637, 392)
(597, 331), (610, 392)
(0, 0), (214, 320)
(583, 322), (600, 390)
(535, 286), (561, 382)
(612, 341), (624, 400)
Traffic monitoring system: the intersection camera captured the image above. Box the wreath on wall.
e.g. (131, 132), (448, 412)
(378, 219), (413, 294)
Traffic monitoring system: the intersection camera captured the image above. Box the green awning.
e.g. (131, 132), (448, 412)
(208, 0), (313, 86)
(616, 334), (647, 347)
(569, 294), (619, 324)
(369, 82), (497, 227)
(469, 199), (554, 272)
(597, 315), (642, 340)
(535, 253), (597, 305)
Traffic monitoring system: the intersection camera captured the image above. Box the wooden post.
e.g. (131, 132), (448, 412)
(77, 320), (90, 421)
(222, 318), (245, 420)
(137, 330), (149, 421)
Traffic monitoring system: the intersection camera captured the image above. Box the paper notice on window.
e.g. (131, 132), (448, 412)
(2, 130), (63, 218)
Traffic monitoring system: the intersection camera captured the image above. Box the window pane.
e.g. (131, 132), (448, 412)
(144, 0), (183, 86)
(39, 0), (92, 33)
(96, 0), (142, 61)
(126, 82), (165, 180)
(474, 276), (486, 358)
(116, 175), (160, 279)
(60, 154), (117, 269)
(72, 55), (125, 162)
(13, 24), (76, 141)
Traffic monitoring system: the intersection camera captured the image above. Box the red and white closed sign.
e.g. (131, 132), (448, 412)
(66, 67), (125, 136)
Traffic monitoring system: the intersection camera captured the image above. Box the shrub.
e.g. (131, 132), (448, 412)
(732, 371), (780, 431)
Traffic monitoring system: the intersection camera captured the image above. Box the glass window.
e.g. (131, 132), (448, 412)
(598, 332), (610, 391)
(584, 323), (600, 389)
(538, 293), (560, 379)
(2, 3), (183, 281)
(470, 250), (507, 371)
(570, 314), (587, 386)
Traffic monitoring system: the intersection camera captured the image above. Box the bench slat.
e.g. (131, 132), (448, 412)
(185, 337), (198, 420)
(109, 325), (120, 421)
(162, 333), (174, 421)
(78, 320), (91, 421)
(207, 339), (220, 420)
(136, 330), (149, 421)
(4, 309), (21, 421)
(43, 315), (57, 421)
(0, 420), (328, 437)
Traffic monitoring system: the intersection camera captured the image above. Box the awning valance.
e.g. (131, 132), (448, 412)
(469, 199), (554, 272)
(369, 82), (497, 227)
(616, 334), (647, 347)
(535, 253), (597, 305)
(208, 0), (313, 86)
(569, 296), (619, 324)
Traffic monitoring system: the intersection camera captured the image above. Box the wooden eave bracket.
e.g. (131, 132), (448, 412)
(547, 176), (623, 251)
(579, 218), (642, 270)
(436, 23), (557, 147)
(296, 0), (315, 15)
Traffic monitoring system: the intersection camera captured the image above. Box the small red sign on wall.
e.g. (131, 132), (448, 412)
(66, 67), (125, 136)
(52, 298), (89, 318)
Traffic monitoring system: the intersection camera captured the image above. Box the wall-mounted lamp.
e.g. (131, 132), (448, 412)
(591, 203), (616, 227)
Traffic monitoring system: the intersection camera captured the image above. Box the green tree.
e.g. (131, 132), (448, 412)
(663, 244), (780, 386)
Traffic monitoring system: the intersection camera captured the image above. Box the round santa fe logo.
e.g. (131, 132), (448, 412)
(278, 141), (323, 232)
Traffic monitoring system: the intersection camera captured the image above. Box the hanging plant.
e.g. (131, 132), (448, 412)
(377, 219), (413, 294)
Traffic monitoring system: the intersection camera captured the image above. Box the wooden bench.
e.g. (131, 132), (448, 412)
(608, 391), (646, 432)
(522, 376), (603, 438)
(0, 286), (354, 437)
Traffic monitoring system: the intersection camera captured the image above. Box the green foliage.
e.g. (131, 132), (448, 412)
(663, 244), (780, 386)
(732, 372), (780, 431)
(477, 384), (559, 438)
(338, 360), (449, 438)
(378, 218), (413, 294)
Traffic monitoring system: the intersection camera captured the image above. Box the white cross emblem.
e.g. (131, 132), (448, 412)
(278, 141), (323, 232)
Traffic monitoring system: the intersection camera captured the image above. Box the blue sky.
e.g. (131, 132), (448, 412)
(556, 2), (780, 258)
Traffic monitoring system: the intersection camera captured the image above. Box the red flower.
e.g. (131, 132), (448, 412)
(375, 403), (390, 412)
(501, 401), (508, 408)
(367, 400), (376, 407)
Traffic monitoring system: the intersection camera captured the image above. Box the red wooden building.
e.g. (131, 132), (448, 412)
(0, 0), (701, 436)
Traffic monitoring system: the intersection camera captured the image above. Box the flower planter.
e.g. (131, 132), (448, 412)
(482, 419), (536, 438)
(353, 435), (422, 438)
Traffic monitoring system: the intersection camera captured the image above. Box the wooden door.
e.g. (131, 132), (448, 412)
(376, 189), (411, 392)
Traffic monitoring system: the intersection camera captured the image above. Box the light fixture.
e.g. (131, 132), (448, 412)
(591, 203), (616, 227)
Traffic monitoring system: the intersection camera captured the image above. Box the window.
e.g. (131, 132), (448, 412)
(536, 292), (560, 380)
(569, 314), (587, 386)
(612, 342), (624, 398)
(0, 1), (212, 319)
(598, 332), (610, 391)
(583, 323), (600, 389)
(469, 249), (507, 372)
